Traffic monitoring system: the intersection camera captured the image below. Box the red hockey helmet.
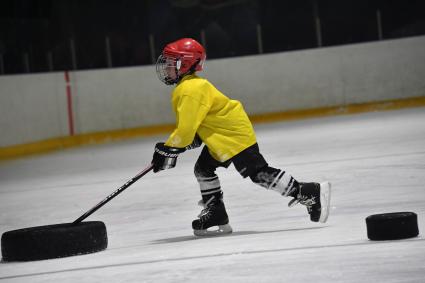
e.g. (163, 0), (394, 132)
(156, 38), (206, 85)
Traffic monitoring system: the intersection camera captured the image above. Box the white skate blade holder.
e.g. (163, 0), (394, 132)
(319, 181), (331, 223)
(193, 224), (233, 237)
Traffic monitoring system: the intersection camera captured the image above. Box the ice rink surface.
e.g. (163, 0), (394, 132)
(1, 107), (425, 282)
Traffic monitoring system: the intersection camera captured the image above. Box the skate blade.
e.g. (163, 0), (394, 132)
(193, 224), (233, 237)
(319, 181), (331, 223)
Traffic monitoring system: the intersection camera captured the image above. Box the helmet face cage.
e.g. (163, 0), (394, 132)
(156, 54), (180, 85)
(156, 38), (206, 85)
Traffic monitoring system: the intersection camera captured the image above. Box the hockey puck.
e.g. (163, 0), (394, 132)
(366, 212), (419, 241)
(1, 221), (107, 261)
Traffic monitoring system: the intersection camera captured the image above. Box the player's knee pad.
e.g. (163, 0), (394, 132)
(194, 162), (214, 179)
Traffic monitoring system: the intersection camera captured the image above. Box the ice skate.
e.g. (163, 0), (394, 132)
(288, 181), (331, 223)
(192, 195), (233, 237)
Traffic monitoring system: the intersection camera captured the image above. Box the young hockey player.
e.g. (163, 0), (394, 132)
(151, 38), (331, 236)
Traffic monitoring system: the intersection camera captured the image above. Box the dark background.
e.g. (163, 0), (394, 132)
(0, 0), (424, 75)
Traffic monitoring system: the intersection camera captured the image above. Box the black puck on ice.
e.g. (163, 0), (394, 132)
(1, 221), (108, 261)
(366, 212), (419, 241)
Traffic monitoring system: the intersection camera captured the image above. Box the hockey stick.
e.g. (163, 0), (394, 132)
(73, 164), (154, 224)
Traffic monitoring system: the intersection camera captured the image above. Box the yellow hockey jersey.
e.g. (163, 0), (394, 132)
(165, 74), (257, 162)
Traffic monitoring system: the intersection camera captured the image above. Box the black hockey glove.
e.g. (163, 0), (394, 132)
(185, 134), (202, 150)
(151, 142), (185, 173)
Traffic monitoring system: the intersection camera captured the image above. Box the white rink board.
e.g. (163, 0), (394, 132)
(0, 72), (68, 146)
(204, 36), (425, 115)
(1, 36), (425, 146)
(1, 107), (425, 282)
